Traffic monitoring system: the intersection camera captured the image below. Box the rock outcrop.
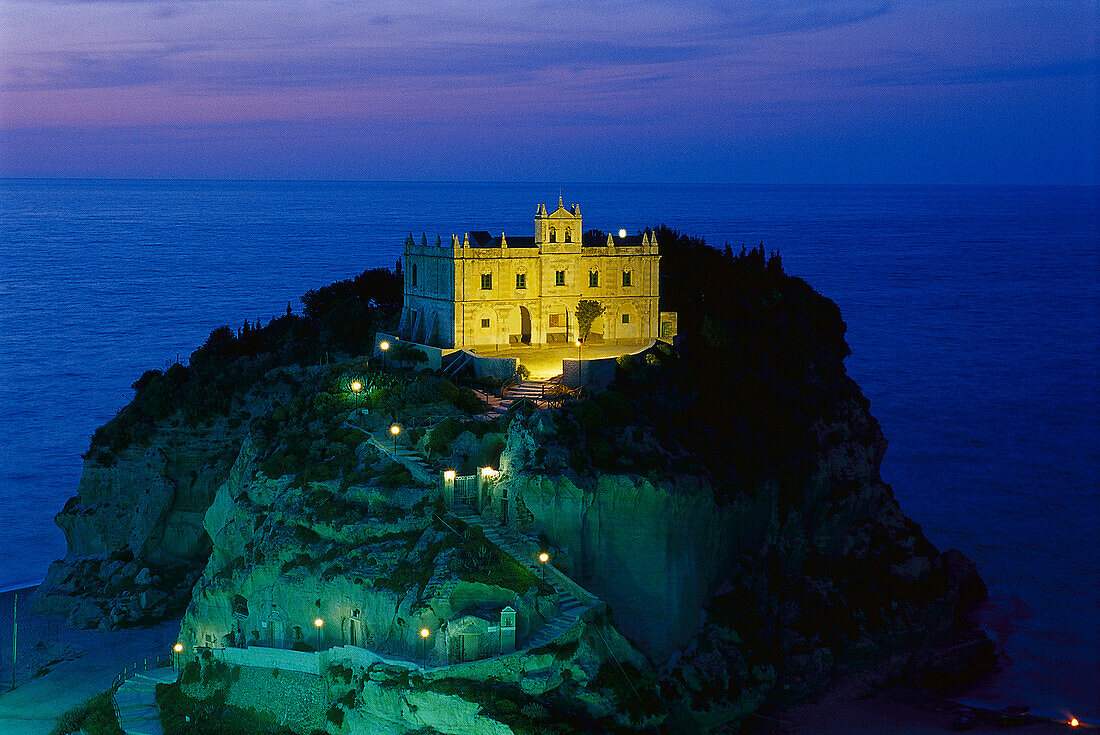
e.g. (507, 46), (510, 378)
(33, 416), (243, 628)
(36, 244), (995, 733)
(486, 365), (992, 729)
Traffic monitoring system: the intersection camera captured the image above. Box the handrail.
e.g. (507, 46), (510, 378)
(111, 653), (171, 691)
(431, 511), (462, 537)
(111, 652), (172, 727)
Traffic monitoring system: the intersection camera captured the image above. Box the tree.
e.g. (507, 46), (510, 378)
(575, 299), (606, 343)
(391, 342), (429, 368)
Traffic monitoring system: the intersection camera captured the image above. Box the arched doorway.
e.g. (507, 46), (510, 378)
(519, 306), (532, 344)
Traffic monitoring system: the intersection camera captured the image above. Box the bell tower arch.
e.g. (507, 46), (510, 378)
(535, 194), (582, 249)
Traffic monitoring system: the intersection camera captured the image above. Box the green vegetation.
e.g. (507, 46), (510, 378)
(548, 228), (853, 504)
(453, 526), (552, 595)
(84, 264), (403, 464)
(50, 690), (122, 735)
(422, 677), (632, 735)
(651, 227), (851, 503)
(371, 529), (454, 595)
(155, 682), (299, 735)
(591, 661), (665, 724)
(574, 299), (606, 342)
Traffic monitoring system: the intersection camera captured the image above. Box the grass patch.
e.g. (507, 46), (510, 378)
(155, 681), (298, 735)
(50, 690), (122, 735)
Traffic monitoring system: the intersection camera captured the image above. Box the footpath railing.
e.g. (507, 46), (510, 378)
(111, 654), (171, 692)
(110, 653), (172, 726)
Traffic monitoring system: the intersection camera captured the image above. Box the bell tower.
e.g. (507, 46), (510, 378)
(535, 194), (582, 250)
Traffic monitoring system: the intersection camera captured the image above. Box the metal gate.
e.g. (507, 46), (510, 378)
(455, 474), (477, 506)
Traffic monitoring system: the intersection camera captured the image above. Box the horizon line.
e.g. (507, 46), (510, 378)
(1, 176), (1096, 188)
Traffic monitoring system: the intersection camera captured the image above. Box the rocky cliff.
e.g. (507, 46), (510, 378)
(491, 367), (992, 729)
(34, 244), (995, 733)
(34, 414), (244, 628)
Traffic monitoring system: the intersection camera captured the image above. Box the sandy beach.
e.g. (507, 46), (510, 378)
(0, 586), (181, 735)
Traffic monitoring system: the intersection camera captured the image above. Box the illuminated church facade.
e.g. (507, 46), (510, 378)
(398, 198), (674, 350)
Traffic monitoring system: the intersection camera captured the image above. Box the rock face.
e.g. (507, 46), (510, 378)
(488, 372), (993, 726)
(34, 418), (243, 628)
(35, 249), (996, 732)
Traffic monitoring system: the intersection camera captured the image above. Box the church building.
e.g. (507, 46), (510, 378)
(398, 198), (672, 349)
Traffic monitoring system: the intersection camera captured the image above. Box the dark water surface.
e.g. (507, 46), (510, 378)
(0, 180), (1096, 718)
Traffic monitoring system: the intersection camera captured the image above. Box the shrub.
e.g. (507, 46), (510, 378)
(181, 659), (201, 685)
(51, 691), (122, 735)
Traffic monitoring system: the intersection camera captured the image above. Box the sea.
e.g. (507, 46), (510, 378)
(0, 180), (1096, 719)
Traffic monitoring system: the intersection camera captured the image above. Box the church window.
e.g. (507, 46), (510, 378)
(481, 318), (490, 328)
(564, 228), (572, 243)
(589, 271), (599, 288)
(622, 313), (630, 324)
(549, 227), (557, 243)
(622, 270), (631, 287)
(555, 270), (565, 286)
(516, 273), (526, 289)
(481, 273), (492, 290)
(411, 264), (418, 287)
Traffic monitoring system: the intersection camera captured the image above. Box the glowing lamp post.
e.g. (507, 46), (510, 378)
(350, 380), (362, 411)
(538, 551), (550, 582)
(419, 627), (431, 662)
(575, 339), (582, 386)
(313, 617), (324, 651)
(618, 228), (627, 238)
(173, 642), (184, 671)
(380, 340), (390, 371)
(390, 424), (401, 456)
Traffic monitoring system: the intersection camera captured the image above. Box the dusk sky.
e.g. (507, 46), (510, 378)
(0, 0), (1095, 183)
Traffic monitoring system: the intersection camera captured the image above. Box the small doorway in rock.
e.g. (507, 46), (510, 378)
(349, 610), (361, 647)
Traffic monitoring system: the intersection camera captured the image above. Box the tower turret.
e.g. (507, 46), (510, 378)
(535, 192), (582, 247)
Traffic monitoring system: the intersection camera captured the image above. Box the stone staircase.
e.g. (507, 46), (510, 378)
(352, 425), (436, 486)
(450, 504), (594, 652)
(114, 666), (176, 735)
(351, 403), (601, 660)
(479, 380), (550, 421)
(421, 549), (459, 603)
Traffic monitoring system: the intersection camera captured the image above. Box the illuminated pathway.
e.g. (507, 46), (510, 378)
(114, 665), (175, 735)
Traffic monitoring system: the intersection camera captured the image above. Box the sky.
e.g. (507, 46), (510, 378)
(0, 0), (1096, 184)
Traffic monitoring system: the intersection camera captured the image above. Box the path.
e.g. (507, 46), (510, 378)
(449, 503), (593, 649)
(477, 380), (554, 421)
(114, 665), (175, 735)
(344, 388), (603, 665)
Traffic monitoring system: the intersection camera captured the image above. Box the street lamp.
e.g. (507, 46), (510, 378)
(538, 551), (550, 582)
(419, 627), (431, 662)
(380, 340), (390, 370)
(575, 339), (582, 386)
(390, 424), (401, 456)
(313, 618), (324, 650)
(350, 380), (362, 412)
(173, 642), (184, 671)
(618, 228), (627, 238)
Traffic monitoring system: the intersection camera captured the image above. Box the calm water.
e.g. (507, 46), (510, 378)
(0, 180), (1096, 717)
